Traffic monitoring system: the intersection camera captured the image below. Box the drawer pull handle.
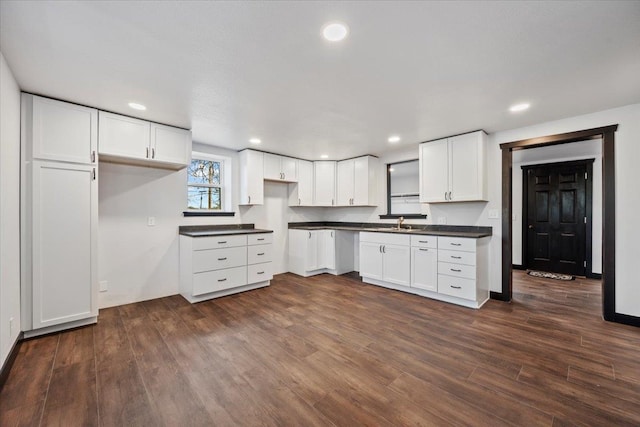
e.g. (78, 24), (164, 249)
(257, 253), (265, 256)
(450, 285), (461, 289)
(451, 268), (462, 272)
(218, 241), (227, 244)
(450, 243), (462, 246)
(257, 238), (265, 241)
(217, 257), (227, 261)
(451, 256), (462, 259)
(419, 248), (429, 252)
(419, 240), (429, 243)
(218, 278), (227, 282)
(257, 271), (264, 275)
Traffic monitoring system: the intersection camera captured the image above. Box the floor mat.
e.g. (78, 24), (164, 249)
(527, 270), (575, 281)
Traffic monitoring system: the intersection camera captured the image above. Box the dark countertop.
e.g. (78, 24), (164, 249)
(288, 222), (492, 239)
(179, 224), (273, 237)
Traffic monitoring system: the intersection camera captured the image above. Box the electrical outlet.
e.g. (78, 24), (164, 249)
(147, 216), (156, 226)
(99, 280), (108, 292)
(9, 317), (14, 335)
(437, 216), (447, 225)
(488, 209), (500, 219)
(513, 213), (518, 221)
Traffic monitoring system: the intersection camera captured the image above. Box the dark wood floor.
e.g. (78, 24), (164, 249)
(1, 270), (639, 426)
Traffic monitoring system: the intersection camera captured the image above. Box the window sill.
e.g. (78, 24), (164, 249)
(379, 214), (427, 219)
(183, 211), (236, 217)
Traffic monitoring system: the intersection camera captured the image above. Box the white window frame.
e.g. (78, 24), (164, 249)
(186, 152), (232, 212)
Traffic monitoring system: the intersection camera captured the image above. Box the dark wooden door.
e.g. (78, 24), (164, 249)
(525, 162), (587, 275)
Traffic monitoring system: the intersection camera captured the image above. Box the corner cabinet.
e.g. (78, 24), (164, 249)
(98, 111), (191, 170)
(288, 229), (355, 276)
(419, 131), (487, 203)
(21, 94), (99, 337)
(314, 161), (337, 206)
(239, 149), (264, 205)
(336, 156), (378, 206)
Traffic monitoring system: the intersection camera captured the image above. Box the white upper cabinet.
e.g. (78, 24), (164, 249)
(98, 111), (191, 169)
(419, 131), (487, 203)
(26, 95), (97, 165)
(150, 123), (192, 166)
(314, 161), (336, 206)
(263, 153), (298, 182)
(239, 150), (264, 205)
(289, 159), (314, 206)
(337, 156), (378, 206)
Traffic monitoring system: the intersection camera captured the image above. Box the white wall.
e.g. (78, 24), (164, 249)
(0, 52), (22, 367)
(98, 143), (324, 308)
(512, 139), (602, 274)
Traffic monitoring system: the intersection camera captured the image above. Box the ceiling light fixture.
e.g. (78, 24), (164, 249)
(389, 168), (395, 172)
(322, 22), (349, 42)
(509, 103), (530, 112)
(320, 154), (329, 159)
(128, 102), (146, 111)
(249, 138), (261, 144)
(388, 135), (401, 143)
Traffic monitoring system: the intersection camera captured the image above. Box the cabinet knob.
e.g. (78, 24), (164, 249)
(528, 225), (534, 229)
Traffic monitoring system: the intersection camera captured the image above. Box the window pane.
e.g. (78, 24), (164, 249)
(389, 160), (421, 215)
(188, 186), (221, 210)
(188, 159), (221, 185)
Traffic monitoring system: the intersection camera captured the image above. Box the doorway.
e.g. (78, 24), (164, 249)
(522, 159), (593, 277)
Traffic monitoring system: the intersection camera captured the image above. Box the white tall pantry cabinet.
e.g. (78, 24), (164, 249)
(21, 94), (99, 336)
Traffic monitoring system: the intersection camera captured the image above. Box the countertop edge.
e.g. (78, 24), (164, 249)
(179, 229), (274, 237)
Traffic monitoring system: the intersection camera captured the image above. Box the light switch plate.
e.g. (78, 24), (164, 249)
(437, 216), (447, 225)
(147, 216), (156, 226)
(488, 209), (499, 219)
(99, 280), (108, 292)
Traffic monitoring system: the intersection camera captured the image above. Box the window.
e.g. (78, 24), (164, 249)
(186, 152), (233, 215)
(381, 159), (427, 219)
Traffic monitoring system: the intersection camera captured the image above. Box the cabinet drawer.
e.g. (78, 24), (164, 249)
(248, 244), (272, 265)
(248, 233), (273, 245)
(193, 266), (247, 296)
(438, 249), (476, 266)
(360, 232), (410, 246)
(410, 235), (437, 249)
(438, 274), (476, 301)
(248, 262), (272, 283)
(438, 262), (476, 280)
(438, 236), (476, 253)
(192, 234), (247, 250)
(192, 246), (247, 273)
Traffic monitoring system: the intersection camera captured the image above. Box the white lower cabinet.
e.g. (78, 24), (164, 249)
(359, 233), (411, 286)
(180, 232), (273, 303)
(360, 233), (490, 309)
(288, 229), (355, 277)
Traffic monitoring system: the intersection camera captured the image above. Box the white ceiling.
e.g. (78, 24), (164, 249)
(2, 1), (639, 160)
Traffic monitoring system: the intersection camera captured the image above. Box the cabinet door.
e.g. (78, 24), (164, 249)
(320, 230), (336, 270)
(419, 138), (449, 203)
(98, 111), (150, 160)
(336, 159), (354, 206)
(382, 244), (411, 286)
(32, 161), (97, 329)
(31, 95), (97, 164)
(352, 156), (371, 206)
(359, 242), (383, 279)
(411, 247), (437, 292)
(305, 231), (319, 271)
(150, 123), (191, 167)
(239, 150), (264, 204)
(449, 132), (483, 201)
(290, 160), (313, 206)
(314, 161), (336, 206)
(281, 156), (298, 182)
(263, 153), (282, 180)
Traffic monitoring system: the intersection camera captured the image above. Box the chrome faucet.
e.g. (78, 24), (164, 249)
(397, 216), (404, 229)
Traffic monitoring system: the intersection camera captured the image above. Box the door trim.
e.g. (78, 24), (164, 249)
(521, 159), (595, 278)
(496, 125), (633, 326)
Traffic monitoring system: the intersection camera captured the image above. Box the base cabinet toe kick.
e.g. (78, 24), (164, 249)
(359, 232), (490, 309)
(180, 231), (274, 303)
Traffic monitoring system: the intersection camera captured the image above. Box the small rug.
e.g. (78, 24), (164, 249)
(527, 270), (575, 281)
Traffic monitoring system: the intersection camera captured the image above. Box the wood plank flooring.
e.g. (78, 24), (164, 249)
(1, 270), (639, 426)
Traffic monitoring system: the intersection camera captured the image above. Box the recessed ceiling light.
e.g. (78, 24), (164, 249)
(509, 103), (530, 112)
(322, 22), (349, 42)
(388, 135), (401, 143)
(128, 102), (146, 111)
(320, 154), (329, 159)
(249, 138), (261, 144)
(389, 168), (395, 172)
